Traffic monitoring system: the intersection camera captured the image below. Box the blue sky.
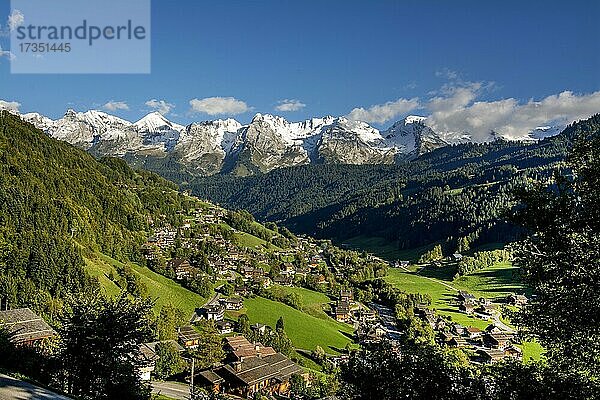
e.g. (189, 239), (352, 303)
(1, 0), (599, 135)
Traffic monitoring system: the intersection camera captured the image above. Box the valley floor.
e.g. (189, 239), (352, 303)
(384, 262), (543, 361)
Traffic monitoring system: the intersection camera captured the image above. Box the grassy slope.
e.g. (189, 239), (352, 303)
(86, 252), (350, 355)
(84, 252), (208, 317)
(84, 257), (122, 298)
(266, 285), (333, 319)
(453, 262), (528, 298)
(230, 296), (353, 354)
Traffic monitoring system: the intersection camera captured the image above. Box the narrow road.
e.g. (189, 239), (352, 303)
(151, 381), (191, 400)
(492, 311), (515, 333)
(0, 373), (72, 400)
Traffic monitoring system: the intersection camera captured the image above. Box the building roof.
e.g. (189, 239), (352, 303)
(477, 348), (506, 361)
(139, 340), (184, 361)
(224, 335), (276, 360)
(458, 291), (476, 300)
(221, 352), (303, 386)
(0, 308), (56, 343)
(178, 325), (203, 342)
(205, 304), (225, 313)
(216, 320), (234, 328)
(169, 258), (191, 267)
(198, 369), (225, 385)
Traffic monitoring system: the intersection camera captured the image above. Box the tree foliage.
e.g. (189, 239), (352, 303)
(0, 111), (192, 317)
(512, 114), (600, 379)
(58, 293), (154, 400)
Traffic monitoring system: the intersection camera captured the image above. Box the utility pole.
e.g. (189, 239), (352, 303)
(189, 357), (195, 400)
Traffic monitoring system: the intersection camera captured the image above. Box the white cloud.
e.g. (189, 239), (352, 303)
(8, 9), (24, 31)
(425, 84), (600, 141)
(145, 99), (174, 115)
(347, 97), (420, 124)
(0, 45), (15, 61)
(275, 99), (306, 112)
(0, 100), (21, 112)
(435, 68), (459, 80)
(102, 101), (129, 111)
(189, 97), (251, 116)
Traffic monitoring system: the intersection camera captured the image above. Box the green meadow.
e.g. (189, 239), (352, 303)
(230, 296), (354, 354)
(84, 252), (208, 317)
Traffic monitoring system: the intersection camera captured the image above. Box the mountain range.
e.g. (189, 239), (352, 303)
(16, 108), (564, 177)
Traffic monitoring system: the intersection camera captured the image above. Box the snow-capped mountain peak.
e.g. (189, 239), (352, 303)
(77, 109), (132, 128)
(15, 106), (569, 177)
(134, 112), (184, 133)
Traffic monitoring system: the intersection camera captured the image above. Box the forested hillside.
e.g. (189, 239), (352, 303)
(189, 116), (600, 255)
(0, 111), (194, 315)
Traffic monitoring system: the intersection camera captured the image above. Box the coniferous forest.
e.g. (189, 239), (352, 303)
(0, 111), (193, 315)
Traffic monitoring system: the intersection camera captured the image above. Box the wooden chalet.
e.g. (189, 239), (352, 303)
(476, 348), (506, 363)
(465, 326), (483, 340)
(178, 325), (203, 349)
(448, 337), (469, 348)
(506, 293), (528, 306)
(457, 291), (476, 303)
(216, 320), (234, 335)
(451, 323), (467, 336)
(459, 301), (475, 314)
(249, 323), (268, 335)
(0, 308), (56, 346)
(168, 258), (194, 280)
(224, 336), (276, 362)
(273, 275), (294, 287)
(483, 332), (513, 349)
(340, 289), (353, 303)
(220, 297), (244, 311)
(214, 352), (304, 397)
(485, 324), (503, 334)
(333, 301), (351, 323)
(138, 340), (184, 381)
(197, 369), (225, 394)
